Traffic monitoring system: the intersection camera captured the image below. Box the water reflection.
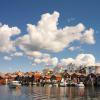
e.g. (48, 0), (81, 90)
(9, 87), (21, 96)
(0, 85), (100, 100)
(78, 87), (85, 97)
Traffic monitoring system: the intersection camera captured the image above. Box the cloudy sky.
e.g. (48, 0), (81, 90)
(0, 0), (100, 72)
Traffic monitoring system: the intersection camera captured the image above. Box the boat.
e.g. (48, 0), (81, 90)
(76, 82), (85, 87)
(59, 78), (67, 87)
(9, 81), (21, 88)
(60, 82), (67, 87)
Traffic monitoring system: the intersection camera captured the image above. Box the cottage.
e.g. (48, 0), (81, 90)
(86, 73), (96, 86)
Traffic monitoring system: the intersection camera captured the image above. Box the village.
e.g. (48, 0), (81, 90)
(0, 64), (100, 87)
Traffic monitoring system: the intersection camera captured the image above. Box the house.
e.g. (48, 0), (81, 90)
(95, 65), (100, 86)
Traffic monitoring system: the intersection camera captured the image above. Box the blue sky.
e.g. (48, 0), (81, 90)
(0, 0), (100, 72)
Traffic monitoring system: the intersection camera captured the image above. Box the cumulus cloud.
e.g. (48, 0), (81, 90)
(11, 52), (23, 57)
(81, 28), (95, 44)
(32, 53), (96, 69)
(0, 12), (96, 69)
(59, 53), (95, 68)
(31, 53), (98, 72)
(25, 51), (42, 58)
(33, 56), (58, 67)
(0, 24), (21, 53)
(14, 52), (23, 56)
(60, 58), (75, 65)
(51, 57), (58, 66)
(4, 56), (12, 61)
(32, 53), (50, 65)
(68, 46), (81, 51)
(75, 54), (95, 66)
(34, 58), (42, 64)
(16, 11), (95, 53)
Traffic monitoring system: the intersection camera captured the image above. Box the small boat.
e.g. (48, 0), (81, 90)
(9, 81), (21, 88)
(66, 79), (76, 87)
(60, 82), (67, 87)
(60, 79), (67, 87)
(52, 83), (58, 87)
(76, 82), (85, 87)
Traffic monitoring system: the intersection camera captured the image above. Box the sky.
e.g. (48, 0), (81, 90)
(0, 0), (100, 72)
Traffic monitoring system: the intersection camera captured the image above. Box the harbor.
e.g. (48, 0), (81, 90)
(0, 68), (100, 87)
(0, 85), (100, 100)
(0, 0), (100, 100)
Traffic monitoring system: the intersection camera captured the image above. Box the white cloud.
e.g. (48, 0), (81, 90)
(32, 53), (97, 70)
(34, 58), (42, 64)
(68, 47), (75, 51)
(81, 28), (95, 44)
(58, 54), (96, 73)
(4, 56), (12, 61)
(16, 11), (95, 53)
(76, 53), (95, 66)
(33, 54), (50, 65)
(42, 57), (58, 66)
(51, 57), (58, 66)
(33, 56), (58, 67)
(25, 51), (42, 58)
(12, 52), (23, 57)
(41, 57), (50, 63)
(0, 24), (21, 53)
(68, 46), (81, 51)
(32, 63), (36, 66)
(59, 53), (95, 67)
(60, 58), (75, 65)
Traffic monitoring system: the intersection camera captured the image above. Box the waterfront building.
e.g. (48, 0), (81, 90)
(95, 65), (100, 75)
(15, 71), (24, 77)
(95, 65), (100, 86)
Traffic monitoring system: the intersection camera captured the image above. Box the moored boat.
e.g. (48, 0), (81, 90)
(59, 78), (67, 87)
(76, 82), (85, 87)
(9, 81), (21, 88)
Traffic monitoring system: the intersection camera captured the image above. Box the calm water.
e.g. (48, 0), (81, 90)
(0, 85), (100, 100)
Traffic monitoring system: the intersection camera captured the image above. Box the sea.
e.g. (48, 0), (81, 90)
(0, 85), (100, 100)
